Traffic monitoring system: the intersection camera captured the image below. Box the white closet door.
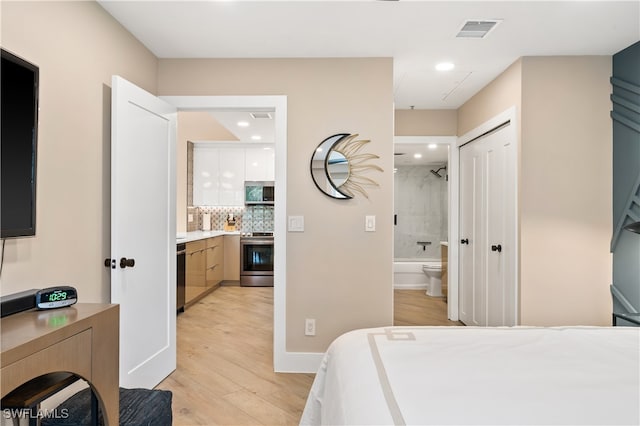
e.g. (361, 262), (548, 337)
(485, 130), (517, 326)
(459, 123), (517, 327)
(459, 142), (486, 326)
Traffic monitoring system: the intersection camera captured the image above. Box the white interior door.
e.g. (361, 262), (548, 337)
(111, 75), (177, 389)
(485, 130), (517, 326)
(459, 123), (517, 327)
(459, 142), (486, 326)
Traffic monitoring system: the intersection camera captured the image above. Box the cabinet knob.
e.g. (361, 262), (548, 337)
(491, 244), (502, 253)
(461, 238), (469, 245)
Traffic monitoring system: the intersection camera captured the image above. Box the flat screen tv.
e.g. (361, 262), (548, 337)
(1, 49), (39, 238)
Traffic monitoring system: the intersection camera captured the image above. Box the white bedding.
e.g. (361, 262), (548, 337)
(301, 326), (640, 425)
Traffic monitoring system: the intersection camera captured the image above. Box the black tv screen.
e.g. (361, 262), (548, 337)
(1, 49), (39, 238)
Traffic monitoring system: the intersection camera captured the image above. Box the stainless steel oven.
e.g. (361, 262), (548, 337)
(240, 232), (274, 286)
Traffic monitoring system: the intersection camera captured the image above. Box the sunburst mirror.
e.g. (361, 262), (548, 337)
(310, 133), (383, 199)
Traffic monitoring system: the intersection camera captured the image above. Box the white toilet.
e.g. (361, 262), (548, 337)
(422, 263), (443, 297)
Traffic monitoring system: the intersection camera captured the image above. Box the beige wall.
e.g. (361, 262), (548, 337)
(457, 59), (523, 137)
(458, 56), (612, 326)
(158, 58), (395, 351)
(395, 109), (457, 136)
(519, 56), (612, 325)
(0, 2), (157, 302)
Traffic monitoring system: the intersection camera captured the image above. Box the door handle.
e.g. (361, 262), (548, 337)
(491, 244), (502, 253)
(461, 238), (469, 245)
(120, 257), (136, 268)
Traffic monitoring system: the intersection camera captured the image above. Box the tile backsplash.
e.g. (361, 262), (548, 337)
(187, 205), (274, 233)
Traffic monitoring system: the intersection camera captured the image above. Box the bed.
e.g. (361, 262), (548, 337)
(300, 326), (640, 425)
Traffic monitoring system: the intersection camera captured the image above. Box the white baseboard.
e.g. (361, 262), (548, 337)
(274, 351), (324, 373)
(393, 283), (428, 290)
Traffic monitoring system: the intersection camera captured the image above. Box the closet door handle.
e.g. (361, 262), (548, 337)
(491, 244), (502, 253)
(461, 238), (469, 245)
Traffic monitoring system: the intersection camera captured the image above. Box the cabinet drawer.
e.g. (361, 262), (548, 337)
(205, 237), (224, 286)
(186, 241), (206, 287)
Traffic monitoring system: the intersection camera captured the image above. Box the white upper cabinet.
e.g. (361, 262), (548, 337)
(218, 148), (245, 205)
(193, 143), (274, 206)
(245, 147), (275, 181)
(193, 146), (219, 206)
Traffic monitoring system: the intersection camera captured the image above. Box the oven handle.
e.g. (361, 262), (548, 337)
(240, 239), (274, 245)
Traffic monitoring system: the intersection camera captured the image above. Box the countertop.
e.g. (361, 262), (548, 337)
(177, 230), (241, 244)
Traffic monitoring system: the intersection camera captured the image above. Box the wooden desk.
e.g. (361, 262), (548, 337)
(1, 304), (119, 425)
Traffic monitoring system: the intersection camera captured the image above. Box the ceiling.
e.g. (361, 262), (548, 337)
(98, 0), (639, 166)
(206, 110), (276, 143)
(98, 0), (639, 110)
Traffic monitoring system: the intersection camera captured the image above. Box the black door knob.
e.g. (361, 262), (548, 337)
(491, 244), (502, 252)
(461, 238), (469, 245)
(120, 257), (135, 268)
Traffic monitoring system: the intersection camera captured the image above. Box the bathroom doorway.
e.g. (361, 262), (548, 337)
(393, 136), (457, 325)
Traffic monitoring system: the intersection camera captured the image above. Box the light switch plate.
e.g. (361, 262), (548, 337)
(288, 215), (304, 232)
(365, 215), (376, 232)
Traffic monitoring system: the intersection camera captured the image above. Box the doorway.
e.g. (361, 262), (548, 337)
(393, 136), (456, 324)
(161, 95), (294, 371)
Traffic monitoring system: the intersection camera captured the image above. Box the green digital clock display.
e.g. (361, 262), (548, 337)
(35, 286), (78, 309)
(47, 291), (68, 302)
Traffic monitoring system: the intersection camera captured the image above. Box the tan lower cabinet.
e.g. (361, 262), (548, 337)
(206, 236), (224, 287)
(185, 236), (224, 308)
(223, 235), (240, 282)
(186, 240), (206, 303)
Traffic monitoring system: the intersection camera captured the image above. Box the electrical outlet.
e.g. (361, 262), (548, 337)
(305, 318), (316, 336)
(188, 214), (194, 223)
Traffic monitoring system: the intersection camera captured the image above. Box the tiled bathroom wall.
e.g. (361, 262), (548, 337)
(394, 164), (448, 259)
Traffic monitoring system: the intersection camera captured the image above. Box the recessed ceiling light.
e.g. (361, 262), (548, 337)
(436, 62), (455, 71)
(237, 121), (249, 127)
(428, 144), (438, 150)
(251, 135), (262, 141)
(414, 153), (422, 159)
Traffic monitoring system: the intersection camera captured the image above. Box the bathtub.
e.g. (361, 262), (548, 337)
(393, 259), (441, 289)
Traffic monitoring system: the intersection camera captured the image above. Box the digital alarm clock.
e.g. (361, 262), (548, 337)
(35, 286), (78, 310)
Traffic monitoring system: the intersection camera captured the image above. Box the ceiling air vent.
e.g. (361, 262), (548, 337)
(250, 112), (272, 119)
(456, 20), (501, 38)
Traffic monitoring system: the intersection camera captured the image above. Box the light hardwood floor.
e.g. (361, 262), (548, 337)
(158, 287), (461, 425)
(394, 290), (464, 326)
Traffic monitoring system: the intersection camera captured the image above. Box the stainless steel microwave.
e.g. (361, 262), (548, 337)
(244, 181), (275, 205)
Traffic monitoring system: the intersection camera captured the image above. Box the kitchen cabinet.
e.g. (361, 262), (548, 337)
(193, 144), (274, 206)
(218, 149), (245, 205)
(205, 236), (224, 287)
(224, 235), (241, 281)
(245, 147), (275, 181)
(185, 236), (224, 307)
(186, 240), (206, 304)
(193, 147), (219, 206)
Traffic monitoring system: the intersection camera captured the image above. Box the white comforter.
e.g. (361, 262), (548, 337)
(301, 326), (640, 425)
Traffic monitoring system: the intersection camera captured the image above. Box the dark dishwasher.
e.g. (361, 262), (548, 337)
(177, 243), (186, 313)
